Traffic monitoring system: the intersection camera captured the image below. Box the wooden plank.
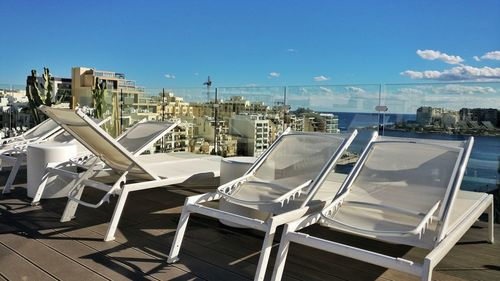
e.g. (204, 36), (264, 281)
(35, 229), (159, 281)
(3, 206), (192, 281)
(0, 232), (108, 281)
(0, 243), (56, 281)
(85, 222), (257, 281)
(1, 181), (499, 281)
(54, 226), (194, 281)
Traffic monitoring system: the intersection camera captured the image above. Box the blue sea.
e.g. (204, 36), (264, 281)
(330, 112), (500, 192)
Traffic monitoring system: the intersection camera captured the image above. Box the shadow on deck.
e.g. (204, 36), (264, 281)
(0, 169), (498, 281)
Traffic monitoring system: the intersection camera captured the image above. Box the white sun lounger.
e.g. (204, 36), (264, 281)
(40, 106), (222, 241)
(0, 117), (61, 149)
(0, 115), (111, 197)
(25, 113), (179, 205)
(271, 132), (494, 281)
(167, 129), (358, 281)
(0, 118), (62, 186)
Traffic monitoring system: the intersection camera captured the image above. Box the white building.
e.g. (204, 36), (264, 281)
(319, 113), (340, 133)
(229, 114), (270, 157)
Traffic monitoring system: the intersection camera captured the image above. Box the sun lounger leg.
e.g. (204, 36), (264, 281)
(104, 188), (130, 241)
(487, 199), (494, 244)
(2, 158), (21, 194)
(271, 226), (292, 281)
(60, 183), (85, 222)
(254, 224), (277, 281)
(167, 204), (192, 263)
(31, 170), (52, 205)
(421, 258), (432, 281)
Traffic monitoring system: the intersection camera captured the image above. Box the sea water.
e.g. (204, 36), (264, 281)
(331, 112), (499, 192)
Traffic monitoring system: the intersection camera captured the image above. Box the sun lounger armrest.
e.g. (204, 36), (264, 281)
(69, 154), (104, 169)
(218, 179), (313, 207)
(67, 180), (119, 209)
(1, 136), (22, 145)
(321, 200), (441, 239)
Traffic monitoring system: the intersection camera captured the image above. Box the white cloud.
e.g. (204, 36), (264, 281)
(416, 49), (464, 64)
(345, 86), (366, 93)
(286, 48), (298, 53)
(396, 88), (425, 96)
(473, 56), (481, 61)
(194, 72), (199, 76)
(269, 72), (280, 78)
(432, 84), (497, 95)
(401, 65), (500, 81)
(164, 74), (176, 79)
(245, 83), (258, 87)
(481, 51), (500, 60)
(313, 75), (330, 82)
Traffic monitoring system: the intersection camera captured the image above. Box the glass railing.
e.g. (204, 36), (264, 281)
(1, 81), (499, 201)
(383, 82), (500, 194)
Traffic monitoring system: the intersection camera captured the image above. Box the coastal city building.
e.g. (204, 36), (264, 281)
(229, 114), (270, 157)
(416, 106), (499, 132)
(71, 67), (146, 128)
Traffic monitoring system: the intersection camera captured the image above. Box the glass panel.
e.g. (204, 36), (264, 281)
(383, 82), (500, 196)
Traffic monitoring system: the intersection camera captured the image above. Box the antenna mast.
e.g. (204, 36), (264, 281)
(203, 76), (212, 102)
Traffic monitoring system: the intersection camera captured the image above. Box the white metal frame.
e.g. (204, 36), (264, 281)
(0, 118), (61, 148)
(271, 194), (493, 281)
(1, 118), (63, 194)
(28, 118), (179, 206)
(1, 116), (112, 198)
(39, 106), (220, 242)
(270, 135), (495, 281)
(167, 129), (358, 281)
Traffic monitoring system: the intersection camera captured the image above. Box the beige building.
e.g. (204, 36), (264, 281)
(71, 67), (146, 128)
(158, 93), (193, 119)
(229, 114), (270, 157)
(161, 121), (194, 152)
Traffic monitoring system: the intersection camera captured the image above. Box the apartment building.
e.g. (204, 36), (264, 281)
(229, 114), (270, 157)
(72, 66), (145, 111)
(158, 93), (193, 119)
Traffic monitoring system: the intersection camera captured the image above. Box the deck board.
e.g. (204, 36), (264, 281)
(1, 175), (498, 281)
(0, 242), (57, 281)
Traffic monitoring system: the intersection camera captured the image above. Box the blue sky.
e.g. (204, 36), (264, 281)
(1, 0), (499, 88)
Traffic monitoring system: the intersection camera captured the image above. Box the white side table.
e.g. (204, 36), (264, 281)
(219, 156), (268, 227)
(27, 142), (77, 200)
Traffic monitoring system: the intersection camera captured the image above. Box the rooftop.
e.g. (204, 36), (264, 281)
(1, 170), (498, 281)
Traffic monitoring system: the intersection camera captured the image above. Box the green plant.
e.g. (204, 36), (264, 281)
(26, 69), (42, 124)
(42, 67), (53, 106)
(25, 68), (57, 124)
(91, 78), (106, 119)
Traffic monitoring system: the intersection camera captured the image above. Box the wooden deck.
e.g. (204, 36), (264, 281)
(0, 169), (499, 281)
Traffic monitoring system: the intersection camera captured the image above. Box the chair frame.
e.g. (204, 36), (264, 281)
(28, 118), (180, 206)
(167, 129), (358, 281)
(271, 134), (494, 281)
(0, 118), (63, 193)
(40, 106), (220, 241)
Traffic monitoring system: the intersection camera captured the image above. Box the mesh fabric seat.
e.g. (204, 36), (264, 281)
(219, 132), (345, 212)
(167, 129), (358, 281)
(39, 106), (221, 242)
(0, 118), (62, 193)
(271, 133), (495, 281)
(0, 118), (61, 149)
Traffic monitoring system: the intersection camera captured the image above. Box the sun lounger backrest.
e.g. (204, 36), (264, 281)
(342, 136), (469, 221)
(117, 120), (179, 155)
(40, 106), (158, 180)
(51, 117), (108, 143)
(252, 132), (350, 197)
(255, 132), (343, 182)
(23, 118), (61, 140)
